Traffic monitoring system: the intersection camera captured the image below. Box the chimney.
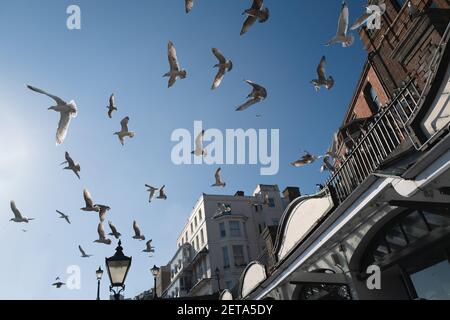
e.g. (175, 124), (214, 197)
(234, 191), (245, 197)
(282, 187), (301, 203)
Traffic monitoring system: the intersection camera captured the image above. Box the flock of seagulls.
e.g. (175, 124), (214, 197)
(8, 0), (425, 290)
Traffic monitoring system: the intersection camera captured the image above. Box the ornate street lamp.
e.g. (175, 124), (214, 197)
(151, 265), (160, 299)
(215, 267), (221, 292)
(95, 266), (104, 300)
(105, 240), (132, 300)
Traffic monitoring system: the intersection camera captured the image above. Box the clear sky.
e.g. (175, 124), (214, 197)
(0, 0), (367, 300)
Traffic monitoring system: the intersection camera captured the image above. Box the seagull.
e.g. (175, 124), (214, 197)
(326, 1), (354, 48)
(211, 168), (226, 187)
(311, 56), (334, 91)
(157, 185), (168, 200)
(132, 220), (146, 241)
(216, 203), (232, 216)
(60, 151), (81, 179)
(408, 1), (422, 20)
(291, 152), (322, 167)
(95, 205), (111, 222)
(192, 130), (208, 156)
(9, 201), (34, 223)
(185, 0), (194, 13)
(241, 0), (270, 35)
(351, 0), (386, 30)
(94, 222), (112, 245)
(145, 185), (159, 203)
(320, 156), (336, 173)
(236, 80), (267, 111)
(27, 85), (77, 145)
(142, 239), (155, 254)
(107, 93), (117, 119)
(52, 277), (65, 288)
(81, 189), (100, 212)
(114, 116), (135, 146)
(108, 220), (122, 239)
(78, 245), (92, 258)
(163, 41), (187, 88)
(211, 48), (233, 90)
(56, 210), (71, 224)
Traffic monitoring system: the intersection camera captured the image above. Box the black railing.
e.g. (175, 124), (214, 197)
(326, 80), (421, 205)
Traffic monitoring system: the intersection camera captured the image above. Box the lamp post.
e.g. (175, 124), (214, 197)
(105, 240), (132, 300)
(96, 266), (104, 300)
(215, 267), (221, 292)
(151, 265), (160, 299)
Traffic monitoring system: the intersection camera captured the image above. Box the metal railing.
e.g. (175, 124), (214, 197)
(326, 80), (421, 205)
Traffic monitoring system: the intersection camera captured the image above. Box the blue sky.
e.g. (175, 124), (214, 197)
(0, 0), (367, 299)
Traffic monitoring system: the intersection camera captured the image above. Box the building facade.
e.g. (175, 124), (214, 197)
(162, 185), (300, 298)
(236, 0), (450, 301)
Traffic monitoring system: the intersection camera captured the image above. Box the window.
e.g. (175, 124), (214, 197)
(185, 231), (189, 242)
(225, 280), (234, 290)
(229, 221), (241, 237)
(233, 245), (246, 267)
(200, 229), (205, 246)
(219, 222), (226, 238)
(194, 216), (198, 228)
(268, 198), (275, 208)
(196, 235), (200, 250)
(190, 223), (193, 233)
(199, 209), (202, 221)
(393, 0), (407, 10)
(364, 83), (381, 113)
(222, 246), (230, 268)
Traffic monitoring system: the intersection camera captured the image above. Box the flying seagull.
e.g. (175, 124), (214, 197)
(311, 56), (334, 91)
(291, 152), (322, 167)
(107, 93), (117, 119)
(157, 185), (167, 200)
(145, 185), (159, 203)
(142, 239), (155, 254)
(211, 168), (226, 187)
(78, 245), (92, 258)
(27, 85), (77, 145)
(320, 156), (336, 173)
(408, 1), (423, 20)
(52, 277), (65, 289)
(94, 222), (112, 245)
(351, 0), (386, 30)
(326, 1), (354, 48)
(163, 41), (187, 88)
(10, 201), (34, 223)
(211, 48), (233, 90)
(81, 189), (100, 212)
(56, 210), (71, 224)
(95, 205), (111, 223)
(114, 116), (135, 146)
(108, 221), (122, 239)
(192, 130), (207, 156)
(185, 0), (194, 13)
(241, 0), (270, 35)
(61, 151), (81, 179)
(236, 80), (267, 111)
(132, 220), (146, 241)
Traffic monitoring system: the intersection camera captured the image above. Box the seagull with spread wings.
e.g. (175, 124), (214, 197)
(211, 168), (226, 187)
(291, 152), (322, 167)
(56, 210), (71, 224)
(311, 56), (334, 91)
(107, 93), (117, 119)
(52, 277), (65, 289)
(114, 116), (135, 146)
(61, 151), (81, 179)
(145, 185), (159, 203)
(142, 239), (155, 255)
(163, 41), (187, 88)
(27, 85), (77, 145)
(9, 201), (34, 223)
(81, 189), (100, 212)
(157, 185), (168, 200)
(95, 205), (111, 223)
(132, 220), (146, 241)
(192, 130), (207, 156)
(78, 245), (93, 258)
(108, 221), (122, 239)
(326, 1), (354, 48)
(241, 0), (270, 35)
(94, 222), (112, 245)
(236, 80), (267, 111)
(211, 48), (233, 90)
